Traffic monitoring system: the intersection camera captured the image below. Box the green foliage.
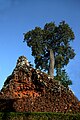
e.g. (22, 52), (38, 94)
(0, 112), (80, 120)
(24, 21), (75, 71)
(55, 69), (72, 87)
(24, 21), (75, 86)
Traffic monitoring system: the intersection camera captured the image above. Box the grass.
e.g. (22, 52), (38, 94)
(0, 112), (80, 120)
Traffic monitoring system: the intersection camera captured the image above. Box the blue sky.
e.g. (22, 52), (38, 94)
(0, 0), (80, 100)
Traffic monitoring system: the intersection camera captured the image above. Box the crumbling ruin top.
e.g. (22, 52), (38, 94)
(14, 56), (30, 72)
(16, 56), (30, 67)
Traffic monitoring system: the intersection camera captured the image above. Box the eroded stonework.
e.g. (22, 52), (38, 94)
(0, 56), (80, 113)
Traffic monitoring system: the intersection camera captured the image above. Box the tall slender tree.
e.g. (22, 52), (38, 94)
(24, 21), (75, 78)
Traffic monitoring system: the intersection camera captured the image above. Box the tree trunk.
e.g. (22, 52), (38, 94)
(49, 49), (55, 78)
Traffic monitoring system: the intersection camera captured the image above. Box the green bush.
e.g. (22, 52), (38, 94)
(0, 112), (80, 120)
(55, 69), (72, 87)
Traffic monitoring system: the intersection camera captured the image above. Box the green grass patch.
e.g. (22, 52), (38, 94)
(0, 112), (80, 120)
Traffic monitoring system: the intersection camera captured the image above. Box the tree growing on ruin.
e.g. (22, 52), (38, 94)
(23, 21), (75, 81)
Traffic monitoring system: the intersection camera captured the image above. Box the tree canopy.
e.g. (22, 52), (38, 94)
(24, 21), (75, 86)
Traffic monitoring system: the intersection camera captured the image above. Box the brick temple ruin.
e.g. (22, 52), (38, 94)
(0, 56), (80, 113)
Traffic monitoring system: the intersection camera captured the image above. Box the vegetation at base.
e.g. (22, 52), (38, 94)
(0, 112), (80, 120)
